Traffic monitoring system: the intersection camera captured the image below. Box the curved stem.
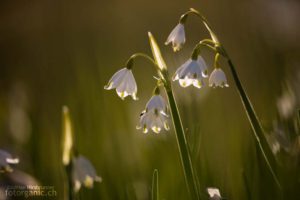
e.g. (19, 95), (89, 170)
(164, 84), (200, 200)
(181, 7), (282, 191)
(193, 39), (217, 53)
(214, 53), (221, 68)
(181, 8), (220, 44)
(126, 53), (157, 69)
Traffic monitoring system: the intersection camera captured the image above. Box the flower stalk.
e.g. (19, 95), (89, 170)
(148, 32), (200, 200)
(184, 7), (281, 189)
(227, 58), (281, 189)
(165, 86), (200, 200)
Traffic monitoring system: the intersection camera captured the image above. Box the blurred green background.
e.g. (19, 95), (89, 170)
(0, 0), (300, 199)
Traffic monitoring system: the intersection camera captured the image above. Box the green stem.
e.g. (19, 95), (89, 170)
(152, 169), (159, 200)
(126, 53), (157, 69)
(164, 84), (200, 200)
(227, 58), (281, 190)
(65, 162), (75, 200)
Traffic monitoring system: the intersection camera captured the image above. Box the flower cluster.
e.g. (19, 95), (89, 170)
(166, 22), (229, 88)
(104, 10), (229, 135)
(104, 60), (170, 134)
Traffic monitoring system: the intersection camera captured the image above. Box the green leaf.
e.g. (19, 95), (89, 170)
(148, 32), (167, 71)
(62, 106), (74, 166)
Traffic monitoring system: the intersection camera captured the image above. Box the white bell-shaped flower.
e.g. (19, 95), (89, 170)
(173, 58), (208, 88)
(165, 23), (186, 52)
(104, 68), (138, 100)
(207, 188), (222, 200)
(209, 68), (229, 88)
(137, 110), (169, 134)
(137, 91), (169, 134)
(0, 149), (19, 173)
(72, 155), (102, 192)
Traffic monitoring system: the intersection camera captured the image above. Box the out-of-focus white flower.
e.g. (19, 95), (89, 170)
(207, 187), (222, 200)
(104, 68), (138, 100)
(137, 110), (169, 134)
(209, 68), (229, 88)
(276, 88), (296, 119)
(165, 23), (185, 52)
(72, 155), (102, 192)
(267, 134), (281, 155)
(0, 150), (19, 173)
(267, 121), (292, 155)
(173, 58), (208, 88)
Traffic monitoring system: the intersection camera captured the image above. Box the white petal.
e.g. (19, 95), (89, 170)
(197, 56), (208, 77)
(178, 59), (193, 79)
(207, 188), (221, 199)
(173, 64), (187, 81)
(6, 158), (19, 164)
(165, 24), (183, 44)
(104, 68), (127, 90)
(146, 95), (167, 112)
(193, 79), (204, 88)
(0, 150), (18, 169)
(179, 78), (193, 88)
(165, 24), (185, 52)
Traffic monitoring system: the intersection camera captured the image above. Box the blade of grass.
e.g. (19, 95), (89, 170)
(152, 169), (159, 200)
(227, 59), (281, 190)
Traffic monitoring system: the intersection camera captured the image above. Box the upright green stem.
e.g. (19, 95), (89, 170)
(65, 163), (75, 200)
(148, 32), (200, 199)
(227, 58), (281, 189)
(164, 84), (200, 200)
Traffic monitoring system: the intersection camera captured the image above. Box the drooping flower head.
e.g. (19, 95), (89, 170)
(165, 23), (186, 52)
(0, 149), (19, 173)
(72, 155), (102, 192)
(173, 56), (208, 88)
(137, 88), (169, 134)
(104, 67), (138, 100)
(207, 187), (222, 200)
(209, 68), (229, 88)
